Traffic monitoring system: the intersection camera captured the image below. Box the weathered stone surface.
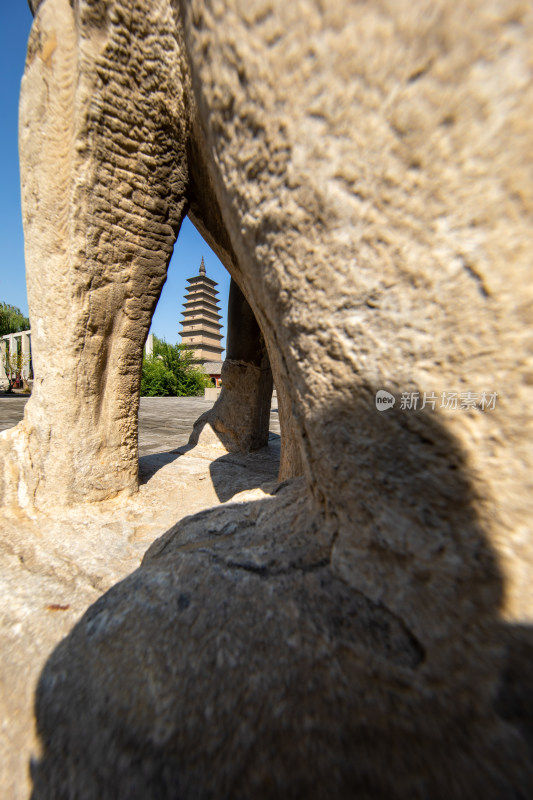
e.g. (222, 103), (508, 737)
(27, 1), (43, 16)
(0, 436), (281, 799)
(2, 0), (533, 797)
(191, 358), (273, 447)
(0, 0), (190, 508)
(29, 476), (533, 798)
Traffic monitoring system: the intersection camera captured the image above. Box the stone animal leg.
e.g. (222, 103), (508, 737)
(190, 278), (274, 452)
(0, 0), (189, 509)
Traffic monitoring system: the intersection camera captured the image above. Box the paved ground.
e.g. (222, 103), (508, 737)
(137, 396), (214, 456)
(0, 393), (30, 432)
(0, 393), (281, 455)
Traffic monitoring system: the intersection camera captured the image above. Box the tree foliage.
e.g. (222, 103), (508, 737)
(140, 336), (214, 397)
(0, 302), (30, 337)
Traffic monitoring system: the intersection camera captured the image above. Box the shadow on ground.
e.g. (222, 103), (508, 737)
(139, 434), (281, 503)
(29, 389), (533, 799)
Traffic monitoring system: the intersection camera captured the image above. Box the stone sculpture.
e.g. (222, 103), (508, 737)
(4, 0), (533, 796)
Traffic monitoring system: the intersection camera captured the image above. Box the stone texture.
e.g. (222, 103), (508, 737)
(0, 0), (190, 508)
(0, 397), (281, 798)
(1, 0), (533, 797)
(29, 478), (533, 798)
(0, 433), (281, 800)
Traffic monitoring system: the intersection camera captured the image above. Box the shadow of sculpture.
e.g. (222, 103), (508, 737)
(30, 393), (533, 799)
(207, 444), (281, 503)
(138, 450), (184, 485)
(138, 434), (280, 503)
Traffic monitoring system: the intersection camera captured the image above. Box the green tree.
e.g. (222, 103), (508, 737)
(140, 336), (214, 397)
(0, 303), (30, 336)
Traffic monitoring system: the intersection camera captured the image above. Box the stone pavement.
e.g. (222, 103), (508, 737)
(0, 393), (31, 432)
(0, 394), (281, 453)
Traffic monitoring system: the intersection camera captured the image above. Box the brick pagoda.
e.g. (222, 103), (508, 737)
(180, 257), (224, 381)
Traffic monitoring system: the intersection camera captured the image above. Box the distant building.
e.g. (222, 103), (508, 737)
(180, 257), (224, 385)
(202, 361), (223, 388)
(0, 329), (32, 389)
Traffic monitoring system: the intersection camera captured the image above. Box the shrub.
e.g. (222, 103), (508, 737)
(140, 357), (178, 396)
(140, 336), (214, 397)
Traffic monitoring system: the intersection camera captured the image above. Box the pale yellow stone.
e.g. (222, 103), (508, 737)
(1, 0), (532, 796)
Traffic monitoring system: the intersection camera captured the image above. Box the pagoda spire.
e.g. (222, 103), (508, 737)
(199, 256), (206, 275)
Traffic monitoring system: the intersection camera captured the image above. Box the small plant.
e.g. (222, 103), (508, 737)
(140, 336), (214, 397)
(2, 347), (30, 393)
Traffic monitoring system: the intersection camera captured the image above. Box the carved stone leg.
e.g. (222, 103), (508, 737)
(190, 278), (274, 453)
(0, 0), (188, 509)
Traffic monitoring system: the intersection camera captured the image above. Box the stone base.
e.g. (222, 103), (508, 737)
(25, 475), (533, 799)
(0, 439), (282, 798)
(191, 359), (273, 454)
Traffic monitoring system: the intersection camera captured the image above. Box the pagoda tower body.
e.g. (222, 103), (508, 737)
(180, 257), (224, 363)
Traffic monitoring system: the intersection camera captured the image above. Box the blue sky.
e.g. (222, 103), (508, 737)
(0, 3), (229, 351)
